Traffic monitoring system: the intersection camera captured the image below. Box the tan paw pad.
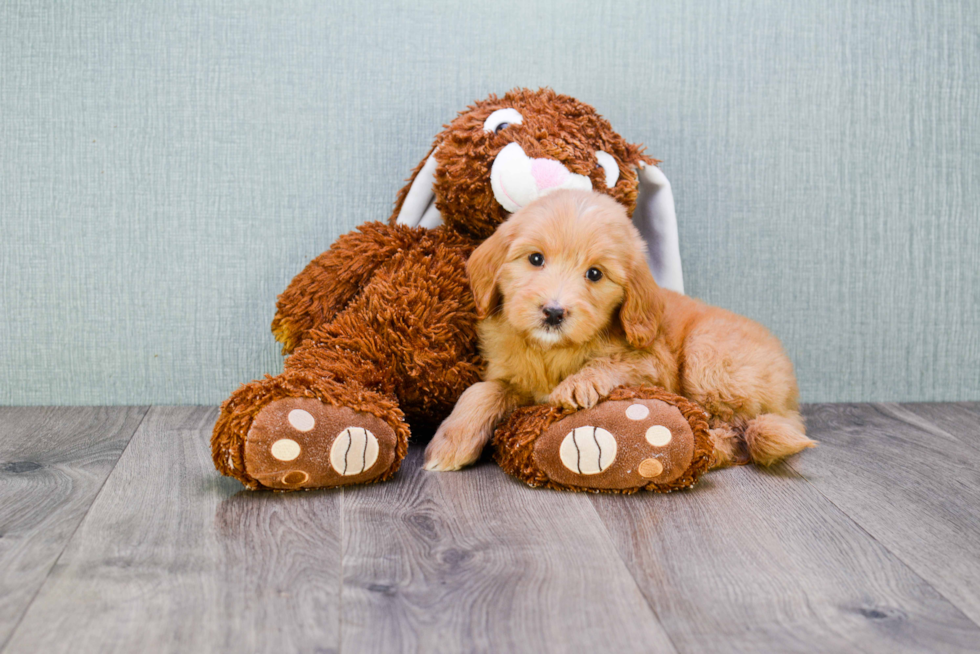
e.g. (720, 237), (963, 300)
(645, 425), (672, 447)
(281, 470), (309, 486)
(270, 438), (301, 461)
(625, 403), (650, 420)
(287, 409), (316, 432)
(558, 426), (617, 475)
(330, 427), (380, 476)
(638, 458), (664, 478)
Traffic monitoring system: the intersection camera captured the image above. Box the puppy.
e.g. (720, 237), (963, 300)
(424, 189), (815, 471)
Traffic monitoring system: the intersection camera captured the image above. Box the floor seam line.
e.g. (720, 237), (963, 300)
(584, 497), (683, 654)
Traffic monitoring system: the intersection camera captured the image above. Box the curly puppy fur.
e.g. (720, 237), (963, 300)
(425, 191), (814, 472)
(212, 89), (657, 488)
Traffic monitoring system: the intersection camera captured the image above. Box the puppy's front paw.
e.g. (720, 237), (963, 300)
(548, 373), (611, 410)
(423, 420), (485, 472)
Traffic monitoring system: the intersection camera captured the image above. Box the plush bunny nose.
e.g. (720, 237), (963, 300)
(530, 158), (570, 190)
(490, 142), (592, 213)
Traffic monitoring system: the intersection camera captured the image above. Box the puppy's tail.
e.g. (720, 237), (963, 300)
(709, 411), (816, 468)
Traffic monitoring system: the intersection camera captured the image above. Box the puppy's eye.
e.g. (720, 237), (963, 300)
(586, 267), (603, 282)
(595, 151), (620, 188)
(528, 253), (545, 267)
(484, 108), (524, 134)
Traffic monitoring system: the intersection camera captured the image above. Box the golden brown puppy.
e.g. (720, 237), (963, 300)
(424, 189), (815, 471)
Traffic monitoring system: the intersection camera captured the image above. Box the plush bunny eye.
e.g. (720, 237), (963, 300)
(595, 151), (620, 188)
(484, 108), (523, 134)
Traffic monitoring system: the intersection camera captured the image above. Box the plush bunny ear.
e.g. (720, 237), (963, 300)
(632, 163), (684, 294)
(393, 148), (444, 229)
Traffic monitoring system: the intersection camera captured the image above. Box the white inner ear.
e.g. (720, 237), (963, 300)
(632, 163), (684, 294)
(395, 150), (443, 229)
(595, 151), (620, 188)
(418, 202), (442, 229)
(483, 108), (523, 133)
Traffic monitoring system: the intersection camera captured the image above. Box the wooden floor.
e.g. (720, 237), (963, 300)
(1, 404), (979, 653)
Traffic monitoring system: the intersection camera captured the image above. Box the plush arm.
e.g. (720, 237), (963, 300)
(272, 221), (425, 354)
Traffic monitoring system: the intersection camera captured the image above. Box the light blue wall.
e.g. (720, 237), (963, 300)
(2, 0), (978, 405)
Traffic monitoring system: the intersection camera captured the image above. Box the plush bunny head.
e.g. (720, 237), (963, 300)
(391, 88), (684, 293)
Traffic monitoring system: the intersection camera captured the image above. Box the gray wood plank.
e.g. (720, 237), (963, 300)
(0, 406), (147, 649)
(341, 444), (677, 654)
(591, 459), (980, 653)
(890, 402), (980, 450)
(3, 406), (343, 654)
(788, 403), (980, 626)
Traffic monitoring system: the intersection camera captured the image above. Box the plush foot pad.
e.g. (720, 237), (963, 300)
(536, 398), (696, 490)
(494, 387), (713, 494)
(244, 397), (398, 490)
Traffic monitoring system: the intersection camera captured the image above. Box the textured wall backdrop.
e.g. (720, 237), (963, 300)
(1, 0), (978, 405)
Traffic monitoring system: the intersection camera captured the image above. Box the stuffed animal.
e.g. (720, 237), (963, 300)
(211, 88), (687, 491)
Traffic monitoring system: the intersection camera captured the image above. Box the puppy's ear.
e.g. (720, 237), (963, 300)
(467, 220), (515, 319)
(619, 257), (665, 349)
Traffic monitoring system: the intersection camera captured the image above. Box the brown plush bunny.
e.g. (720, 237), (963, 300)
(211, 88), (690, 491)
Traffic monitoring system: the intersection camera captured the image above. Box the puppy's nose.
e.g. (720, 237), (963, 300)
(542, 304), (566, 327)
